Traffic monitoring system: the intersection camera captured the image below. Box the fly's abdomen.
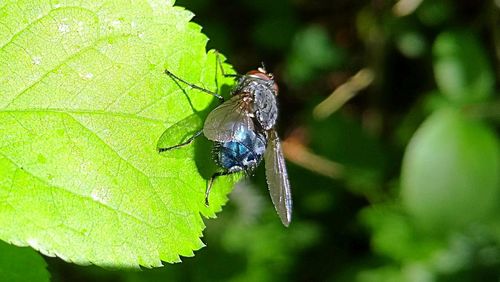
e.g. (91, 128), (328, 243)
(215, 128), (266, 172)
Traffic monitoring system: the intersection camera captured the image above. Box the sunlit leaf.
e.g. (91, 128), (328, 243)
(0, 0), (235, 267)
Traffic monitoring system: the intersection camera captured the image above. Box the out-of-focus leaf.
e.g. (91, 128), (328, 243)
(401, 109), (500, 231)
(357, 264), (435, 282)
(221, 207), (320, 282)
(286, 26), (345, 84)
(360, 206), (442, 261)
(309, 113), (386, 196)
(417, 0), (453, 26)
(310, 114), (385, 172)
(357, 265), (403, 282)
(433, 30), (495, 103)
(0, 241), (50, 282)
(396, 31), (427, 58)
(252, 16), (298, 51)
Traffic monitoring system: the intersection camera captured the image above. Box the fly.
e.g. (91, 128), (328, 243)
(158, 59), (292, 227)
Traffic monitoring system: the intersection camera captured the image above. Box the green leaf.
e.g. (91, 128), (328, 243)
(0, 0), (236, 267)
(433, 30), (495, 104)
(358, 264), (435, 282)
(401, 109), (500, 232)
(0, 240), (50, 282)
(360, 206), (442, 262)
(285, 25), (345, 84)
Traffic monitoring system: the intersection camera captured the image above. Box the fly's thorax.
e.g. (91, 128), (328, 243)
(233, 75), (278, 130)
(253, 87), (278, 130)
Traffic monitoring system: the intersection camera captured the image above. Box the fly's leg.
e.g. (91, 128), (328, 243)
(205, 170), (234, 206)
(213, 50), (240, 97)
(214, 50), (240, 79)
(158, 130), (203, 153)
(164, 70), (224, 103)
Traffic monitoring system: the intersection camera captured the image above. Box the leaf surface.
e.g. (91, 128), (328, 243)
(0, 0), (235, 267)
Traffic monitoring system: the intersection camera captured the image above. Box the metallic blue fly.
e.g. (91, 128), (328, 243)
(159, 61), (292, 227)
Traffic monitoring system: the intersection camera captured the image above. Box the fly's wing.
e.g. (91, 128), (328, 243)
(264, 130), (292, 226)
(203, 96), (254, 142)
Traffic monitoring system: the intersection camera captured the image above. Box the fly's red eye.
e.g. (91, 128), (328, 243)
(246, 70), (271, 80)
(246, 70), (278, 95)
(272, 82), (279, 95)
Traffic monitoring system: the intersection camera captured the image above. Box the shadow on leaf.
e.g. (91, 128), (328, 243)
(157, 76), (235, 182)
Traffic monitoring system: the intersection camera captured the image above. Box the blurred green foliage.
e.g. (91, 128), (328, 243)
(4, 0), (499, 281)
(0, 241), (50, 282)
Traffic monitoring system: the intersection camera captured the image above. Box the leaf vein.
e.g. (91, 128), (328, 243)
(0, 108), (165, 124)
(0, 151), (160, 229)
(0, 6), (98, 52)
(4, 33), (135, 108)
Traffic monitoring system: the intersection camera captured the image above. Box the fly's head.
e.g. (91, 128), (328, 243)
(246, 67), (279, 95)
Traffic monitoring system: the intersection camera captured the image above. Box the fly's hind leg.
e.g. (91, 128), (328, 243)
(205, 170), (236, 206)
(158, 130), (203, 153)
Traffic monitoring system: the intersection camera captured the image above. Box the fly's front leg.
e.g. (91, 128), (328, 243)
(157, 130), (203, 153)
(215, 50), (240, 80)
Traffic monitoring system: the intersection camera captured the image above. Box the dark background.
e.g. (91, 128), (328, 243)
(47, 0), (500, 281)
